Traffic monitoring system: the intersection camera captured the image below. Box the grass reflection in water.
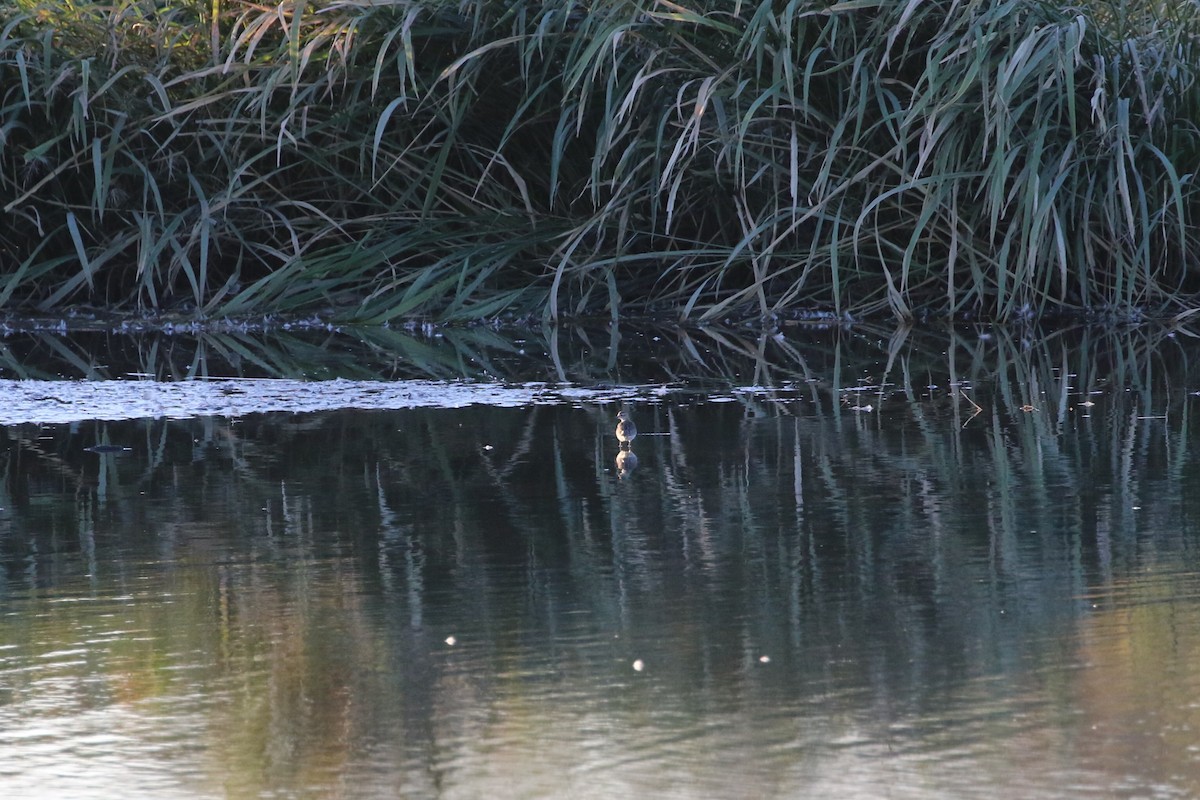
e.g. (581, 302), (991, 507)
(0, 325), (1198, 798)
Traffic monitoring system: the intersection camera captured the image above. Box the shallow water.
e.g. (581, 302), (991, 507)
(2, 325), (1200, 798)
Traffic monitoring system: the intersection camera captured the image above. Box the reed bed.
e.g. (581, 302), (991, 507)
(3, 0), (1200, 323)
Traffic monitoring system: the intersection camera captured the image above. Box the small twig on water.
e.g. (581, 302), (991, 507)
(958, 389), (983, 428)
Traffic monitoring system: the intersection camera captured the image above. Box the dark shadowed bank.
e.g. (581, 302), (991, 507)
(3, 0), (1200, 325)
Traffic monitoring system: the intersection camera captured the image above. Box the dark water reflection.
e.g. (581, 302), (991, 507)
(2, 326), (1200, 797)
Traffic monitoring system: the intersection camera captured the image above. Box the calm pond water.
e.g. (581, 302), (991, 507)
(2, 324), (1200, 798)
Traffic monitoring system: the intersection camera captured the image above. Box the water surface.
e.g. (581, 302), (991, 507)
(1, 325), (1199, 798)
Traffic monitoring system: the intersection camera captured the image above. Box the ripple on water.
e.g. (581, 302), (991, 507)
(4, 387), (1200, 799)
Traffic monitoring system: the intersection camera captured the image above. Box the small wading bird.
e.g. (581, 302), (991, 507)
(615, 409), (637, 448)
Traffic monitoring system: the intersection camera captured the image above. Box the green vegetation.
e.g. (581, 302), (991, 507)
(2, 0), (1200, 323)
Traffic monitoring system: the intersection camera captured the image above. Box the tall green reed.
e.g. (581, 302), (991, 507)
(2, 0), (1199, 323)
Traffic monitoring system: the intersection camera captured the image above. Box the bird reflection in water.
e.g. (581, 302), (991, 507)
(615, 408), (639, 479)
(615, 448), (638, 480)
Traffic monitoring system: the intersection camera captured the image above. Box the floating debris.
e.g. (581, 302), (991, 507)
(632, 659), (645, 672)
(444, 636), (457, 646)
